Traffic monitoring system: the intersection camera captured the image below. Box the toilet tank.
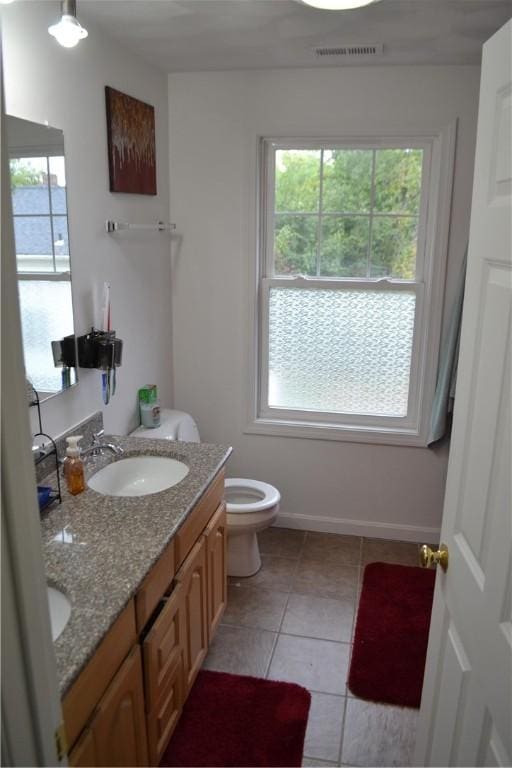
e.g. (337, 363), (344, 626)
(131, 408), (200, 442)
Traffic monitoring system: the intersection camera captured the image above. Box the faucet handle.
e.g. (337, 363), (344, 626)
(92, 429), (105, 445)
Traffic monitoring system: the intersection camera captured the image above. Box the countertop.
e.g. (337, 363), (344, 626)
(40, 435), (232, 697)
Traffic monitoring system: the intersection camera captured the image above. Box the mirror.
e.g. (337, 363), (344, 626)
(6, 115), (78, 402)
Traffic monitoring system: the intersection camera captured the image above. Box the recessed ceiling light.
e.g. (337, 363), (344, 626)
(48, 0), (88, 48)
(0, 0), (17, 5)
(299, 0), (380, 9)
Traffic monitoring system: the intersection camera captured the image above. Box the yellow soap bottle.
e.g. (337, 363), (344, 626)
(63, 435), (85, 495)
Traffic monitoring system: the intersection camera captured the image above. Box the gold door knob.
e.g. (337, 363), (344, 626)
(420, 543), (449, 571)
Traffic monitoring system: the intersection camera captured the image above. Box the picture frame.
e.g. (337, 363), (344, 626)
(105, 86), (157, 195)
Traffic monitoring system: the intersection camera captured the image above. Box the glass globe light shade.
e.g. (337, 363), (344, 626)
(48, 13), (88, 48)
(300, 0), (378, 9)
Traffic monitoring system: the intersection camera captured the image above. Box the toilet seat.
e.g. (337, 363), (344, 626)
(224, 478), (280, 514)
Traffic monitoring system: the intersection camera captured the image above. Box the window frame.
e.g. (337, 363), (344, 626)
(247, 128), (457, 446)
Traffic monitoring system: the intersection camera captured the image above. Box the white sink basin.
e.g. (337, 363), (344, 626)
(88, 456), (189, 497)
(47, 586), (71, 641)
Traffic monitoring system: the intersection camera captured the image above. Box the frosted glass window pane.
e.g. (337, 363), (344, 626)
(268, 287), (415, 417)
(18, 280), (74, 393)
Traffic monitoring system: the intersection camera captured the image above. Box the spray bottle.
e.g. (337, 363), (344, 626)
(63, 435), (85, 495)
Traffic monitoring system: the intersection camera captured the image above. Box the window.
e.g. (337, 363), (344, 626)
(252, 135), (453, 445)
(10, 154), (74, 393)
(11, 156), (70, 274)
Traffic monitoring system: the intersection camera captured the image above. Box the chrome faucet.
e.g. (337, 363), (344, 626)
(81, 430), (124, 458)
(59, 431), (123, 466)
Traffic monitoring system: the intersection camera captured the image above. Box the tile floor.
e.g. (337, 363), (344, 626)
(202, 528), (423, 767)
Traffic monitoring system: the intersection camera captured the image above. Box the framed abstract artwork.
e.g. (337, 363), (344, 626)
(105, 86), (157, 195)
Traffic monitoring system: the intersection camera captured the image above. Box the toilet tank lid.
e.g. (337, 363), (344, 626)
(131, 408), (200, 442)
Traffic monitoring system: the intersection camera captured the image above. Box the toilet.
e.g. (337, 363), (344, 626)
(131, 409), (280, 577)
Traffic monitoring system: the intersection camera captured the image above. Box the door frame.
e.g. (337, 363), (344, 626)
(1, 51), (62, 767)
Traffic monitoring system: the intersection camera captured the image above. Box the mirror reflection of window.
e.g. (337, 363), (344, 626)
(17, 281), (75, 394)
(9, 139), (76, 396)
(11, 155), (70, 273)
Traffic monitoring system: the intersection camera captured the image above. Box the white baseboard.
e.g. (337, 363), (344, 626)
(274, 511), (440, 543)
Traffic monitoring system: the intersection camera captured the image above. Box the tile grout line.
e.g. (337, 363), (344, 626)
(278, 631), (353, 648)
(263, 532), (309, 681)
(337, 690), (349, 766)
(263, 630), (280, 679)
(263, 556), (300, 679)
(303, 689), (347, 699)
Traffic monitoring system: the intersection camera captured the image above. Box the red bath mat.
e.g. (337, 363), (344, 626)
(348, 562), (435, 708)
(160, 670), (311, 767)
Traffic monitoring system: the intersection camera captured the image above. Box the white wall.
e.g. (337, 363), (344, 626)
(168, 66), (481, 540)
(2, 1), (173, 438)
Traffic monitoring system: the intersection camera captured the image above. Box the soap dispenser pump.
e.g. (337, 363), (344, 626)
(63, 435), (85, 495)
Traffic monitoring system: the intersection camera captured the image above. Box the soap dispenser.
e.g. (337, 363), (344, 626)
(63, 435), (85, 495)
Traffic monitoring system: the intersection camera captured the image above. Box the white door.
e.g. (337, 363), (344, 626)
(414, 20), (512, 768)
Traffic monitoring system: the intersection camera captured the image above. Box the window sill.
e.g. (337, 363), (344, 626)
(245, 417), (428, 447)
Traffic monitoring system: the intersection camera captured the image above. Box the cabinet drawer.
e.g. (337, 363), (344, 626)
(146, 655), (183, 766)
(175, 470), (224, 567)
(135, 539), (175, 633)
(63, 600), (137, 750)
(142, 583), (184, 712)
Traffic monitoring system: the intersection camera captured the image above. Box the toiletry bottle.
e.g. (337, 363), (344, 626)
(63, 435), (86, 495)
(139, 385), (161, 428)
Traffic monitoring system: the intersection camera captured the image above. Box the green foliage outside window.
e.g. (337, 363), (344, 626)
(9, 159), (43, 188)
(274, 147), (422, 279)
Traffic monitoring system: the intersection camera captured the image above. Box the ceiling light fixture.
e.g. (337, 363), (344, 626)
(299, 0), (379, 9)
(48, 0), (88, 48)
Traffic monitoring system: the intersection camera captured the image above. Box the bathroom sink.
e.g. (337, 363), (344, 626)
(47, 586), (71, 641)
(87, 456), (189, 496)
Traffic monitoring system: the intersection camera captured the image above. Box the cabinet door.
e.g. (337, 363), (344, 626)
(74, 645), (148, 767)
(143, 584), (184, 765)
(68, 726), (99, 768)
(63, 600), (137, 751)
(175, 537), (208, 697)
(204, 502), (227, 640)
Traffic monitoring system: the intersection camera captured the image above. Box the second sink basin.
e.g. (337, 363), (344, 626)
(47, 586), (71, 641)
(88, 456), (189, 497)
